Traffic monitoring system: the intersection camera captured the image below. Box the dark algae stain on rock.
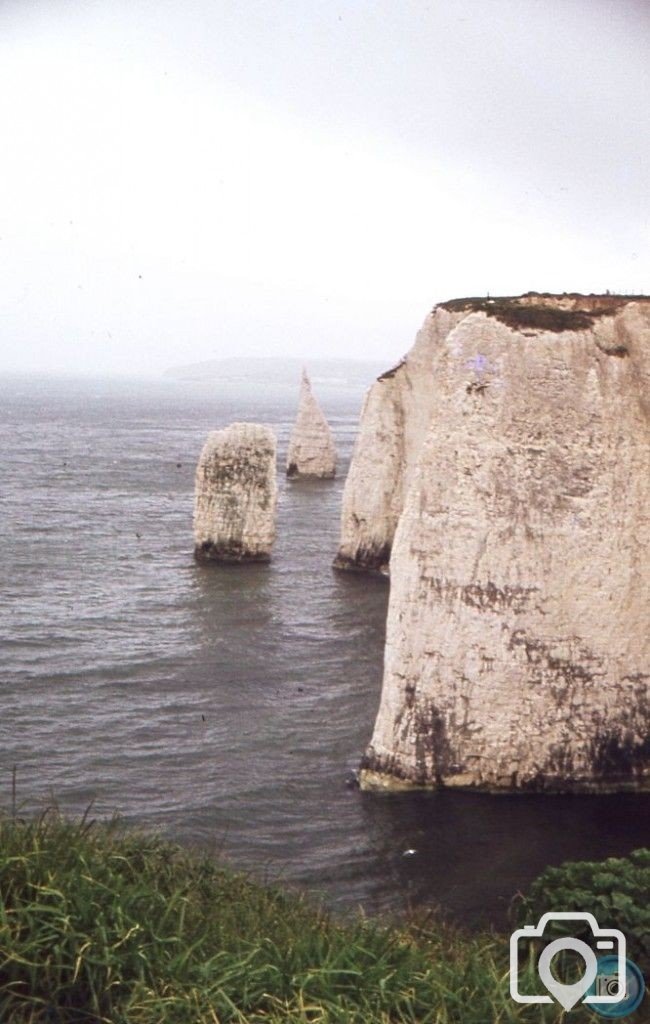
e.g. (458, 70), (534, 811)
(508, 629), (599, 686)
(414, 702), (454, 786)
(377, 357), (407, 381)
(333, 541), (392, 574)
(429, 578), (539, 614)
(194, 539), (271, 564)
(590, 732), (650, 780)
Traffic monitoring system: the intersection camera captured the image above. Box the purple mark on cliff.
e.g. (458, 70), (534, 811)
(466, 353), (492, 375)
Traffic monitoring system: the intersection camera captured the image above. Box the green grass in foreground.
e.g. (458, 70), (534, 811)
(0, 813), (635, 1023)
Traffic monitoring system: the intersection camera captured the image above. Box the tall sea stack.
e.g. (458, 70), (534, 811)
(357, 295), (650, 792)
(194, 422), (277, 563)
(334, 306), (466, 571)
(286, 370), (337, 479)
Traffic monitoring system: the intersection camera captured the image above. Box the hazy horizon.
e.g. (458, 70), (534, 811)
(1, 0), (648, 375)
(0, 352), (389, 385)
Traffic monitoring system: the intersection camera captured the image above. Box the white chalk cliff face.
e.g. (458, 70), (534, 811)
(194, 422), (277, 563)
(334, 307), (465, 570)
(286, 370), (337, 479)
(359, 296), (650, 792)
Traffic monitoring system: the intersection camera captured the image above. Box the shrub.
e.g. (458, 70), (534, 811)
(515, 847), (650, 973)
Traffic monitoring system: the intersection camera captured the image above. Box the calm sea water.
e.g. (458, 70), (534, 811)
(1, 370), (648, 928)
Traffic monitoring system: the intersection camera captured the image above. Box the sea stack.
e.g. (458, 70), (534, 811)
(334, 306), (466, 571)
(193, 422), (277, 563)
(286, 370), (337, 479)
(358, 294), (650, 793)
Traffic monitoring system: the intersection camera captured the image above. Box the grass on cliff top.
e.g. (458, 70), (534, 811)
(0, 813), (628, 1023)
(438, 292), (649, 333)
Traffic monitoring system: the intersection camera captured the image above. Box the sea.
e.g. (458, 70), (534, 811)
(1, 364), (648, 929)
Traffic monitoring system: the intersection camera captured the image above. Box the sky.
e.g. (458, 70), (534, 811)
(0, 0), (648, 375)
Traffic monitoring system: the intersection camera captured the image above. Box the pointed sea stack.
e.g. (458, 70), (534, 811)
(286, 370), (337, 479)
(355, 294), (650, 793)
(193, 422), (277, 563)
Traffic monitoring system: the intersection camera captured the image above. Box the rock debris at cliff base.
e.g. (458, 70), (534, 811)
(193, 422), (277, 563)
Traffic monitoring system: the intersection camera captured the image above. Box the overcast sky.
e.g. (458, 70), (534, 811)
(0, 0), (648, 375)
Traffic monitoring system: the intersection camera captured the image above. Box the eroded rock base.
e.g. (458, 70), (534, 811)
(332, 543), (391, 574)
(194, 541), (271, 564)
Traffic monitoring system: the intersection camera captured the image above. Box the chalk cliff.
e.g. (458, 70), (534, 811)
(334, 307), (467, 570)
(335, 294), (650, 573)
(286, 370), (337, 479)
(194, 422), (277, 563)
(358, 295), (650, 792)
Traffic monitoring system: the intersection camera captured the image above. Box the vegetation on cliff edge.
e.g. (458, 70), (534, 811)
(0, 814), (646, 1023)
(439, 293), (649, 333)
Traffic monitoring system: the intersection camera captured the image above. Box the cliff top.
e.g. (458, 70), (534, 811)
(438, 292), (650, 333)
